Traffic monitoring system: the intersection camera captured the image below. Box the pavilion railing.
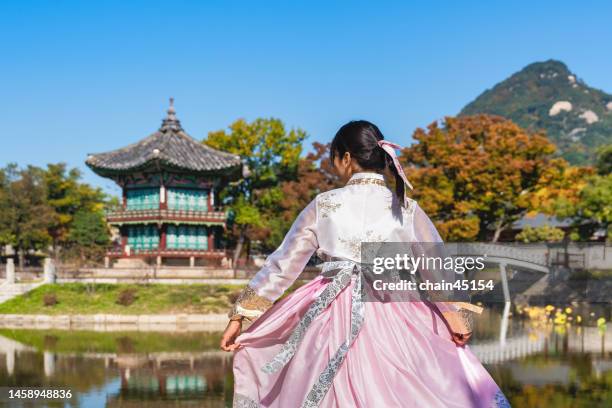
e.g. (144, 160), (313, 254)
(106, 248), (226, 257)
(105, 208), (227, 222)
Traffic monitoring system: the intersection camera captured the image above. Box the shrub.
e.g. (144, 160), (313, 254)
(116, 288), (137, 306)
(516, 225), (565, 243)
(43, 293), (58, 307)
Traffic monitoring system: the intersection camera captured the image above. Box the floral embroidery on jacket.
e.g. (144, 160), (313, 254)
(319, 193), (342, 218)
(345, 177), (387, 187)
(339, 230), (385, 259)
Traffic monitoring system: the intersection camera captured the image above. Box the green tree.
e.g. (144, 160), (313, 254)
(554, 147), (612, 241)
(557, 175), (612, 241)
(43, 163), (107, 258)
(0, 164), (55, 267)
(0, 168), (10, 244)
(67, 209), (110, 264)
(576, 174), (612, 240)
(595, 144), (612, 175)
(204, 118), (306, 265)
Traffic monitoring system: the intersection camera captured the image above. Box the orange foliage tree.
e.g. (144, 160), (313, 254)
(401, 115), (587, 242)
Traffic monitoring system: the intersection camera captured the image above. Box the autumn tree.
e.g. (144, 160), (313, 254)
(204, 118), (306, 265)
(401, 115), (581, 242)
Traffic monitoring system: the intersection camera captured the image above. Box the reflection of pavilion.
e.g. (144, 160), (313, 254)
(0, 335), (233, 406)
(105, 352), (231, 406)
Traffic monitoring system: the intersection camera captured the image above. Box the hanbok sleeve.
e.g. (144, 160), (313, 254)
(411, 202), (482, 335)
(228, 198), (319, 321)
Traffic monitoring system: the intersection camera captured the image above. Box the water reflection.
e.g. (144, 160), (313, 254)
(0, 333), (232, 407)
(0, 306), (610, 407)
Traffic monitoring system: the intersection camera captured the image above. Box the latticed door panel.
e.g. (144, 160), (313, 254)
(167, 188), (208, 211)
(126, 188), (160, 210)
(127, 225), (160, 252)
(166, 225), (209, 250)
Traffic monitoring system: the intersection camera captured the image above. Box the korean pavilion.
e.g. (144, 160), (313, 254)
(86, 99), (242, 267)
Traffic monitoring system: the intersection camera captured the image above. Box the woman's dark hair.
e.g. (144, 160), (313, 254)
(330, 120), (406, 206)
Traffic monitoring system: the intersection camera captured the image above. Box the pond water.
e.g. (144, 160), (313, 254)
(0, 305), (610, 407)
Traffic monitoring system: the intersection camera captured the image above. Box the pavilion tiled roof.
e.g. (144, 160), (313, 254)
(86, 99), (242, 176)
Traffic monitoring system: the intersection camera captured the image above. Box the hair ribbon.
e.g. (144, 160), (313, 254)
(377, 140), (414, 190)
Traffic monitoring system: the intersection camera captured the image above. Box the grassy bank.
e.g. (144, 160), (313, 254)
(0, 328), (221, 353)
(0, 283), (244, 315)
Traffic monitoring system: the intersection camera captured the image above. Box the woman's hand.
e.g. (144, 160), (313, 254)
(220, 320), (242, 351)
(442, 309), (473, 346)
(451, 331), (472, 347)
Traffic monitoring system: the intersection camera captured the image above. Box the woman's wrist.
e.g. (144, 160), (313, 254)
(229, 314), (244, 323)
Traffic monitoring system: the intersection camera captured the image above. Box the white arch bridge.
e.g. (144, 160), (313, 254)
(447, 242), (552, 303)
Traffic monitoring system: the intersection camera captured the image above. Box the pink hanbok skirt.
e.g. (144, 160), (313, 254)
(233, 275), (510, 407)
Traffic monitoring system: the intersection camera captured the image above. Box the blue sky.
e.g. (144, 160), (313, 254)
(1, 0), (611, 195)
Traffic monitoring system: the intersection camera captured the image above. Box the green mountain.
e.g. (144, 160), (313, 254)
(460, 60), (612, 164)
